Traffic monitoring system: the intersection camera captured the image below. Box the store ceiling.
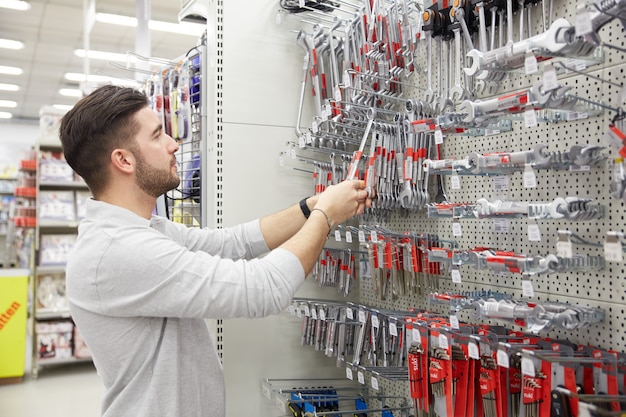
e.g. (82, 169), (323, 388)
(0, 0), (205, 121)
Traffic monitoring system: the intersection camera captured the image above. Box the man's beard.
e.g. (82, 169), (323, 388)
(134, 152), (181, 198)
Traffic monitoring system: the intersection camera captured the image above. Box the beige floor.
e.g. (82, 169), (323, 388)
(0, 360), (103, 417)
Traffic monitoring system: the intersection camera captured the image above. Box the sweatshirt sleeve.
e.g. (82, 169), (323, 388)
(67, 222), (305, 320)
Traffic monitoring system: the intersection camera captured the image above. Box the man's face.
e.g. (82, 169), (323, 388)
(131, 107), (180, 198)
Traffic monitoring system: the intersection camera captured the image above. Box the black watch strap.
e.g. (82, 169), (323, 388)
(299, 197), (311, 219)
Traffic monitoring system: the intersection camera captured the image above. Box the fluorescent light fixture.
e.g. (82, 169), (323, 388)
(0, 100), (17, 108)
(0, 83), (19, 91)
(59, 88), (82, 98)
(64, 72), (137, 87)
(74, 49), (168, 66)
(0, 65), (23, 75)
(95, 12), (204, 36)
(0, 1), (30, 11)
(0, 112), (13, 119)
(0, 38), (24, 50)
(53, 104), (74, 111)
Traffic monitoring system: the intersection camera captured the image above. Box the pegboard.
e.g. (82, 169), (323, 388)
(350, 0), (626, 356)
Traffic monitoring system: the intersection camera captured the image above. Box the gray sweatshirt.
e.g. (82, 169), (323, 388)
(66, 199), (305, 417)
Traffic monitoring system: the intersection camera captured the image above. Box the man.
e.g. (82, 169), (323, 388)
(59, 85), (371, 417)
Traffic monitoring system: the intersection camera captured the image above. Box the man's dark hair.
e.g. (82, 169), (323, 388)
(59, 85), (149, 196)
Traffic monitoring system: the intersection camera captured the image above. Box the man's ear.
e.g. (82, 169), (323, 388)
(110, 148), (135, 174)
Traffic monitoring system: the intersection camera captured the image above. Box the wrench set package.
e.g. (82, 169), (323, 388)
(265, 0), (626, 413)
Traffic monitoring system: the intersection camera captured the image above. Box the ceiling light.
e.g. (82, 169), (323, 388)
(64, 72), (137, 87)
(0, 38), (24, 50)
(0, 65), (23, 75)
(95, 12), (204, 36)
(59, 88), (82, 98)
(74, 49), (168, 66)
(0, 100), (17, 108)
(0, 83), (19, 91)
(0, 112), (13, 119)
(53, 104), (74, 111)
(0, 1), (30, 11)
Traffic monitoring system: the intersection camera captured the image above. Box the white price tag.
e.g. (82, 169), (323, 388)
(305, 131), (312, 145)
(452, 220), (462, 237)
(276, 396), (287, 412)
(262, 382), (272, 399)
(521, 357), (536, 376)
(358, 309), (366, 323)
(413, 328), (420, 342)
(492, 218), (510, 233)
(334, 230), (342, 242)
(525, 52), (538, 74)
(304, 305), (310, 317)
(346, 367), (354, 380)
(346, 231), (353, 243)
(371, 314), (379, 329)
(524, 109), (538, 128)
(522, 277), (535, 298)
(311, 308), (318, 320)
(346, 307), (354, 320)
(288, 305), (296, 315)
(371, 376), (379, 391)
(450, 315), (459, 329)
(439, 334), (449, 349)
(389, 322), (398, 336)
(543, 63), (559, 91)
(358, 230), (366, 243)
(604, 240), (624, 262)
(469, 341), (480, 359)
(527, 223), (542, 242)
(434, 129), (444, 144)
(357, 371), (365, 384)
(556, 239), (573, 259)
(299, 135), (306, 149)
(523, 165), (537, 188)
(334, 86), (342, 102)
(370, 230), (378, 243)
(451, 267), (462, 283)
(451, 173), (461, 190)
(497, 349), (509, 368)
(575, 9), (593, 36)
(319, 309), (326, 321)
(493, 176), (509, 191)
(343, 70), (351, 88)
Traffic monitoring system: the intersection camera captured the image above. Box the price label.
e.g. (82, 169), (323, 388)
(346, 231), (353, 243)
(604, 239), (624, 262)
(575, 9), (593, 36)
(523, 165), (537, 188)
(371, 314), (379, 329)
(343, 70), (351, 88)
(556, 239), (573, 259)
(493, 176), (509, 191)
(469, 341), (480, 359)
(521, 357), (536, 376)
(413, 328), (420, 342)
(346, 307), (354, 320)
(450, 315), (459, 329)
(497, 349), (510, 368)
(389, 322), (398, 336)
(370, 230), (378, 243)
(359, 309), (366, 323)
(346, 367), (354, 380)
(358, 230), (366, 243)
(304, 305), (310, 317)
(371, 376), (379, 391)
(492, 218), (510, 233)
(451, 267), (462, 284)
(434, 129), (444, 144)
(276, 396), (287, 412)
(262, 382), (271, 399)
(527, 223), (542, 242)
(298, 135), (306, 149)
(357, 371), (365, 384)
(287, 305), (295, 315)
(452, 220), (462, 237)
(334, 230), (342, 242)
(439, 334), (449, 349)
(311, 308), (317, 320)
(319, 309), (326, 321)
(451, 173), (461, 190)
(525, 51), (538, 74)
(524, 109), (538, 128)
(543, 63), (559, 91)
(522, 277), (535, 298)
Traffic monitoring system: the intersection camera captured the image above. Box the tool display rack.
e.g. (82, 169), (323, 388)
(259, 0), (626, 415)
